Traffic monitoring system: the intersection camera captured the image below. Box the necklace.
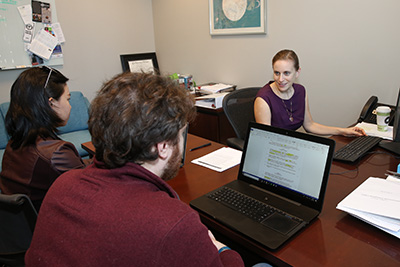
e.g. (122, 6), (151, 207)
(271, 83), (294, 122)
(281, 99), (293, 122)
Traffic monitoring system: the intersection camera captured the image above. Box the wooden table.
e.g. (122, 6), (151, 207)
(82, 134), (400, 266)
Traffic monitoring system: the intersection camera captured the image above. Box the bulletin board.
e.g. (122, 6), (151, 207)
(0, 0), (63, 70)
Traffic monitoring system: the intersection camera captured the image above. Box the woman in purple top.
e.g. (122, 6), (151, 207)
(254, 49), (365, 136)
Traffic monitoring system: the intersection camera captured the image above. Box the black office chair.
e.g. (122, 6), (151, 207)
(223, 87), (261, 150)
(0, 194), (37, 267)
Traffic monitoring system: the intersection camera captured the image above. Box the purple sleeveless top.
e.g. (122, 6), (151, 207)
(256, 81), (306, 130)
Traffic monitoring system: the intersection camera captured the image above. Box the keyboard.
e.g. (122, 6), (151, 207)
(333, 135), (382, 163)
(208, 187), (301, 223)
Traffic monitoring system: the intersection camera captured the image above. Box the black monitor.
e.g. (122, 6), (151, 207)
(379, 88), (400, 154)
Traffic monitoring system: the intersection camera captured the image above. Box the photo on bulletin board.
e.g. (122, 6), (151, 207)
(209, 0), (266, 35)
(120, 53), (159, 74)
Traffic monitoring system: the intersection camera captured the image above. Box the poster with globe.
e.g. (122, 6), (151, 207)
(209, 0), (266, 35)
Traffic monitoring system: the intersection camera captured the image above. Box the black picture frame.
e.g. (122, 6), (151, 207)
(120, 52), (159, 74)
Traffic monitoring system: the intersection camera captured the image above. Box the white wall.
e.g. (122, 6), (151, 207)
(152, 0), (400, 127)
(0, 0), (155, 102)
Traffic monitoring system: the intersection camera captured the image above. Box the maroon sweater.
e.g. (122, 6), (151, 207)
(25, 159), (244, 266)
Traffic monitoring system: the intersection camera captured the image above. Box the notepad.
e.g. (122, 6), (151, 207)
(191, 147), (242, 172)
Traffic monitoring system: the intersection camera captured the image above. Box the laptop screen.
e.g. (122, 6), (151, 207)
(240, 124), (334, 208)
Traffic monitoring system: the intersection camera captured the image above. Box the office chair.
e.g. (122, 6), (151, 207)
(223, 87), (261, 150)
(0, 194), (37, 267)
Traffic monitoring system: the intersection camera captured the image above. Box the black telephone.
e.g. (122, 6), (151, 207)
(358, 96), (395, 126)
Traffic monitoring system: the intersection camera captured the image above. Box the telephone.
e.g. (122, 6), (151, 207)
(358, 96), (395, 126)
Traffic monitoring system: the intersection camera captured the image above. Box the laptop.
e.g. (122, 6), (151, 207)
(180, 124), (189, 167)
(190, 122), (335, 250)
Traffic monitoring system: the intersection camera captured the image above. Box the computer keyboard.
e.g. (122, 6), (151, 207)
(333, 135), (382, 163)
(208, 187), (301, 223)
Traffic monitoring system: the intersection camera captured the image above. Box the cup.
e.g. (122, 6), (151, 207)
(376, 106), (391, 132)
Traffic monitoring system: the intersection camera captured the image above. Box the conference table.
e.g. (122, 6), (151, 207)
(82, 134), (400, 267)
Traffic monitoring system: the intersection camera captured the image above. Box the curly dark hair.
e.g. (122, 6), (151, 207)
(6, 66), (68, 149)
(89, 72), (196, 169)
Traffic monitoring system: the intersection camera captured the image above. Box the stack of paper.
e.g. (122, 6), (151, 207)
(191, 147), (242, 172)
(198, 83), (235, 94)
(195, 92), (229, 109)
(336, 177), (400, 238)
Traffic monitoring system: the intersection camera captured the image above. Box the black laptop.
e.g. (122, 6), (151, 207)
(180, 125), (189, 167)
(190, 122), (335, 250)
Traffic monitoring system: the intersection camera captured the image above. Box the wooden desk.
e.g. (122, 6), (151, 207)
(188, 106), (236, 145)
(82, 135), (400, 266)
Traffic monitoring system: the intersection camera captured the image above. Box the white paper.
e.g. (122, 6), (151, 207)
(23, 22), (35, 43)
(17, 5), (32, 25)
(337, 177), (400, 220)
(191, 147), (242, 172)
(199, 83), (234, 94)
(356, 122), (393, 140)
(29, 29), (58, 60)
(337, 177), (400, 238)
(128, 59), (155, 73)
(338, 205), (400, 232)
(195, 92), (228, 109)
(386, 175), (400, 183)
(51, 22), (66, 43)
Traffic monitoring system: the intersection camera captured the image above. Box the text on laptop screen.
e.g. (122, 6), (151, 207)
(242, 127), (330, 201)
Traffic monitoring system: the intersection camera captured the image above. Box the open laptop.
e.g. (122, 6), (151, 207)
(190, 122), (335, 250)
(180, 125), (189, 167)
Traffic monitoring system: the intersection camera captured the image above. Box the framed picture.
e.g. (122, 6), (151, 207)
(120, 52), (159, 74)
(209, 0), (266, 35)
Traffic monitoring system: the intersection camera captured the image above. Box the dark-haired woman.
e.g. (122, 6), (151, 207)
(254, 49), (365, 137)
(0, 67), (90, 211)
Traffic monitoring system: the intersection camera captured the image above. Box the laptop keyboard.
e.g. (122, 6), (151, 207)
(333, 136), (382, 163)
(208, 187), (301, 223)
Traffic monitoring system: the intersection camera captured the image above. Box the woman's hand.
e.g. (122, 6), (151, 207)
(341, 126), (366, 137)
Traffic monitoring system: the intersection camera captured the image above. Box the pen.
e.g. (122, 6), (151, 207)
(190, 142), (211, 152)
(385, 170), (400, 178)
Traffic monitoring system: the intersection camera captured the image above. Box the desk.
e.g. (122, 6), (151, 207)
(188, 106), (236, 145)
(82, 135), (400, 266)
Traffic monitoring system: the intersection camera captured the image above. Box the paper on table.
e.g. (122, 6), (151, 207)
(191, 147), (242, 172)
(338, 205), (400, 232)
(337, 177), (400, 238)
(355, 122), (393, 140)
(337, 177), (400, 220)
(386, 175), (400, 183)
